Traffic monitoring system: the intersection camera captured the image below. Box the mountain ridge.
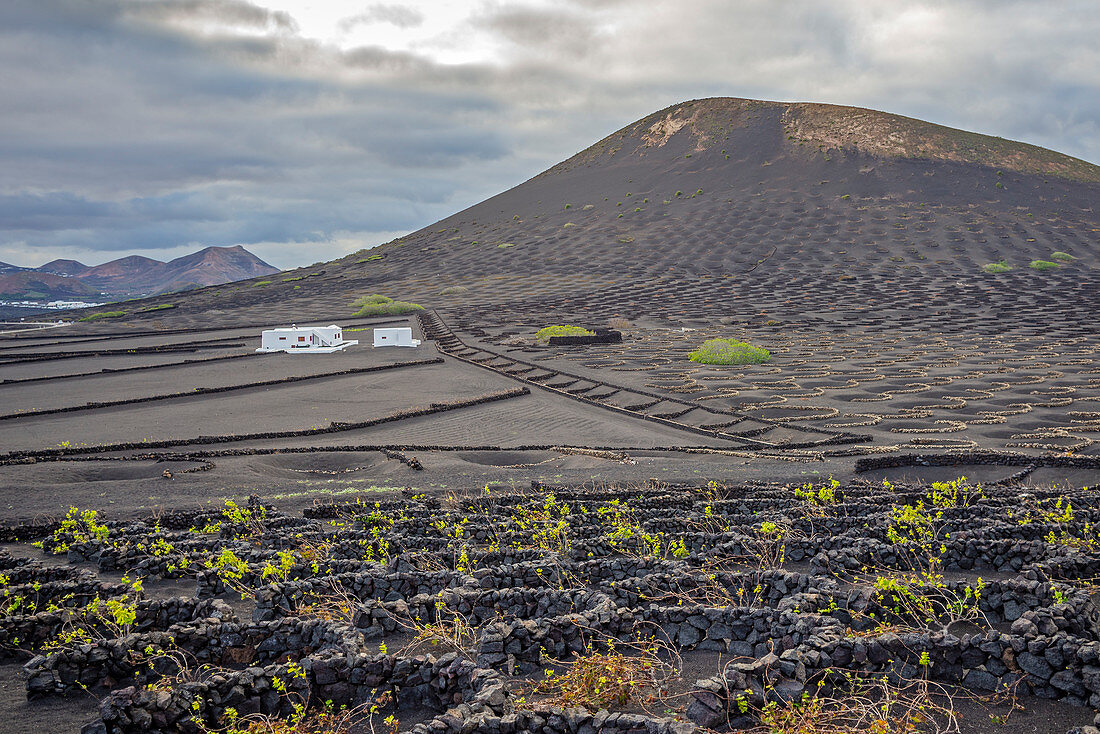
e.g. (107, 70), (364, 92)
(4, 245), (278, 304)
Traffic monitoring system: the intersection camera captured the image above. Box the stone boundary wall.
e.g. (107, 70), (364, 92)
(547, 329), (623, 346)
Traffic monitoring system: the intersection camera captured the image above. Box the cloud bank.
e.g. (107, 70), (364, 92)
(2, 0), (1096, 268)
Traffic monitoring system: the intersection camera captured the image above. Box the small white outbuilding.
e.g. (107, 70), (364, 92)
(373, 327), (421, 348)
(257, 324), (358, 353)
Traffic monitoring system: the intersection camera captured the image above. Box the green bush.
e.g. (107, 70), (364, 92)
(353, 294), (393, 307)
(78, 311), (125, 322)
(138, 304), (175, 313)
(535, 325), (594, 342)
(981, 261), (1012, 274)
(688, 338), (771, 365)
(1029, 260), (1059, 270)
(253, 280), (272, 287)
(351, 294), (424, 316)
(1051, 251), (1075, 261)
(439, 286), (469, 296)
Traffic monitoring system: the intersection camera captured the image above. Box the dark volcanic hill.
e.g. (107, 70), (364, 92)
(64, 97), (1100, 327)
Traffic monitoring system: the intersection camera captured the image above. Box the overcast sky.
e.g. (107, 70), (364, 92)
(2, 0), (1097, 269)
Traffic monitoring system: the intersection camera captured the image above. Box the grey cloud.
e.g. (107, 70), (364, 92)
(0, 0), (519, 267)
(338, 4), (425, 31)
(476, 6), (599, 58)
(123, 0), (298, 32)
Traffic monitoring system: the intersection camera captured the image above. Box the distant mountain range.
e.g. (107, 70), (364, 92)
(0, 246), (278, 301)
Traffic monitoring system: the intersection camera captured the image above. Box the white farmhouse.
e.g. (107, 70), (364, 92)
(373, 327), (421, 348)
(257, 325), (358, 353)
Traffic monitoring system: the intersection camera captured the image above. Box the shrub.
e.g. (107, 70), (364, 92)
(754, 672), (953, 734)
(354, 294), (393, 306)
(535, 325), (594, 342)
(351, 294), (424, 316)
(1029, 259), (1059, 270)
(688, 338), (771, 365)
(354, 301), (424, 317)
(439, 286), (469, 296)
(532, 641), (669, 712)
(78, 311), (125, 322)
(981, 261), (1012, 274)
(1051, 251), (1075, 261)
(252, 280), (272, 287)
(138, 304), (175, 313)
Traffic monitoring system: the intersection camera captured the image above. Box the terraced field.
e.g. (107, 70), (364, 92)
(4, 480), (1100, 733)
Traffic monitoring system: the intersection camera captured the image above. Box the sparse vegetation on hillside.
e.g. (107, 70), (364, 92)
(352, 294), (424, 316)
(1050, 251), (1075, 261)
(1029, 260), (1059, 271)
(78, 311), (126, 322)
(981, 261), (1012, 274)
(535, 325), (594, 343)
(689, 338), (771, 365)
(439, 286), (469, 296)
(138, 304), (175, 313)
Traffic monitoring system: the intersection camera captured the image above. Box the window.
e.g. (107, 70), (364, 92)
(279, 337), (286, 340)
(298, 336), (306, 342)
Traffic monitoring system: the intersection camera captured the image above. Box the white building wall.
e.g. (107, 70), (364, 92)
(373, 327), (420, 347)
(259, 325), (356, 352)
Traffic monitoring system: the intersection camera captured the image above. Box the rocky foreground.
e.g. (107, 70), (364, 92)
(2, 478), (1100, 733)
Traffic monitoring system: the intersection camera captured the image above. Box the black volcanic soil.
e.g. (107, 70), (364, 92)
(0, 98), (1095, 522)
(0, 98), (1097, 733)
